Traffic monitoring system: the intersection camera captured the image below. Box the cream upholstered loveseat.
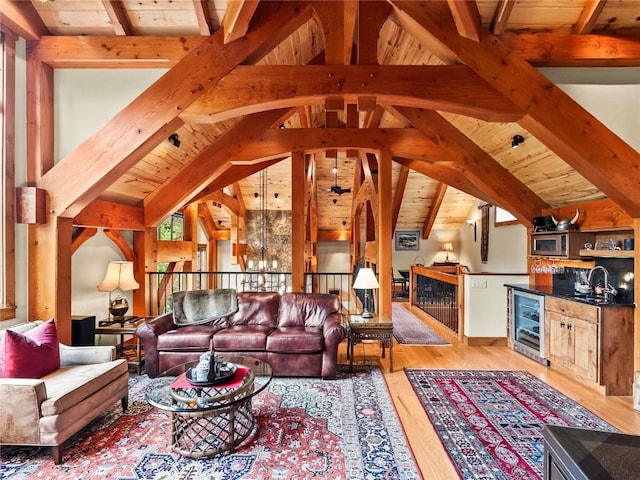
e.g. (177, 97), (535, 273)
(0, 321), (129, 464)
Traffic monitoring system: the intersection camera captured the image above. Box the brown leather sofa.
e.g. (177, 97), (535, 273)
(137, 291), (347, 379)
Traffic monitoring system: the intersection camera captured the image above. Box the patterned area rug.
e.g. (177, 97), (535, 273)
(2, 366), (420, 480)
(405, 369), (617, 480)
(392, 305), (449, 345)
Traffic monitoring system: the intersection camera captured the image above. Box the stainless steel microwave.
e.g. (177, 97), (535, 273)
(530, 231), (592, 258)
(531, 233), (566, 256)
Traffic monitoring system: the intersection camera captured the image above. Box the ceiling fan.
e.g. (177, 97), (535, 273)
(328, 157), (351, 195)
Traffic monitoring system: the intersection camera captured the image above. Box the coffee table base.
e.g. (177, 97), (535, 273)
(170, 398), (256, 458)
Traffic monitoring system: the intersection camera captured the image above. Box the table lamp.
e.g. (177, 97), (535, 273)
(97, 261), (140, 324)
(353, 267), (379, 318)
(442, 242), (454, 262)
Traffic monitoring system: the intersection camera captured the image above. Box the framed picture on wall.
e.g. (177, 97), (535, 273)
(395, 230), (420, 251)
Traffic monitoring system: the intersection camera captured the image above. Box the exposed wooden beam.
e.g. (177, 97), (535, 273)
(490, 0), (515, 35)
(422, 182), (447, 239)
(391, 166), (409, 233)
(104, 229), (136, 262)
(101, 0), (132, 36)
(377, 150), (393, 318)
(389, 0), (640, 218)
(197, 203), (218, 240)
(223, 0), (259, 43)
(26, 57), (53, 183)
(73, 199), (145, 230)
(500, 33), (640, 67)
(572, 0), (607, 34)
(183, 65), (523, 123)
(144, 109), (294, 227)
(318, 230), (351, 241)
(27, 33), (640, 69)
(71, 227), (97, 255)
(393, 157), (492, 203)
(0, 0), (49, 40)
(385, 105), (548, 226)
(26, 36), (204, 68)
(357, 1), (392, 64)
(447, 0), (481, 42)
(192, 0), (214, 36)
(39, 3), (313, 219)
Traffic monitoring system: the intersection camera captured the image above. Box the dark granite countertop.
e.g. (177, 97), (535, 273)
(505, 283), (635, 307)
(544, 425), (640, 480)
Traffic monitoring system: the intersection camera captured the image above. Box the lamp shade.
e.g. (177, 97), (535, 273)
(353, 267), (380, 290)
(97, 261), (140, 292)
(442, 242), (454, 252)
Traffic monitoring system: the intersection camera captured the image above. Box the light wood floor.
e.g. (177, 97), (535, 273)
(338, 304), (640, 479)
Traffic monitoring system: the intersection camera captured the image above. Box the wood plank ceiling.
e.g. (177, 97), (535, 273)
(3, 0), (640, 238)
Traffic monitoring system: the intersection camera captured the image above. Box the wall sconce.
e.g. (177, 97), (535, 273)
(511, 134), (524, 148)
(168, 133), (180, 147)
(442, 242), (454, 262)
(467, 219), (477, 241)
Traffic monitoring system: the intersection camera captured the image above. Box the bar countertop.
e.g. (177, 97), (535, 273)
(505, 283), (635, 307)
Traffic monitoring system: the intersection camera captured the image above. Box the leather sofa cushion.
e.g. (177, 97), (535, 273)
(40, 359), (128, 416)
(157, 325), (217, 350)
(213, 326), (273, 351)
(277, 292), (340, 328)
(266, 327), (323, 353)
(227, 291), (280, 328)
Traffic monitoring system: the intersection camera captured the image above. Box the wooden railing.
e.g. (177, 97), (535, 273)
(410, 265), (463, 338)
(145, 271), (358, 316)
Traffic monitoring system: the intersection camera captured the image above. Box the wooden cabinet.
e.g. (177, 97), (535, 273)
(544, 297), (634, 395)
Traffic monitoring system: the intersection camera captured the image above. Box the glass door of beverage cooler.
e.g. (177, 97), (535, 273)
(511, 290), (547, 364)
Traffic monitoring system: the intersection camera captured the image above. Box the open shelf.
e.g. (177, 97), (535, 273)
(579, 249), (634, 258)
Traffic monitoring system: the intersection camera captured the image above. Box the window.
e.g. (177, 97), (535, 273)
(157, 212), (184, 241)
(495, 207), (518, 227)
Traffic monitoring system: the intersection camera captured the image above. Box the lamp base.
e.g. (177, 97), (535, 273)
(361, 310), (373, 318)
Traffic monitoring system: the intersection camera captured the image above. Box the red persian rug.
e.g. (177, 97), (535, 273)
(1, 366), (420, 480)
(405, 369), (617, 479)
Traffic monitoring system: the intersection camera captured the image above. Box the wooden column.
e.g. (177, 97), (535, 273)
(28, 216), (73, 344)
(377, 150), (393, 318)
(291, 151), (306, 292)
(133, 228), (157, 316)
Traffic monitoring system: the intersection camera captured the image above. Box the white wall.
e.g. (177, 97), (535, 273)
(464, 274), (529, 338)
(458, 200), (528, 273)
(392, 229), (460, 272)
(318, 241), (351, 272)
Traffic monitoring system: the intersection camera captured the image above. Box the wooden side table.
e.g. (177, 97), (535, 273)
(348, 313), (393, 372)
(95, 316), (149, 373)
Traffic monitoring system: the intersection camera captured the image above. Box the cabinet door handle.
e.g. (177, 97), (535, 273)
(560, 321), (565, 328)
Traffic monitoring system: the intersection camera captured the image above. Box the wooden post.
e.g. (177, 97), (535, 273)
(133, 228), (157, 316)
(291, 151), (306, 292)
(377, 150), (392, 319)
(28, 216), (73, 344)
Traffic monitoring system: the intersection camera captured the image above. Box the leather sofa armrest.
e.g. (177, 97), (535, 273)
(323, 312), (347, 343)
(59, 344), (116, 366)
(135, 312), (175, 378)
(0, 379), (47, 444)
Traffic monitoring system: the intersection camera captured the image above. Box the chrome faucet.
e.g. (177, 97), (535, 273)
(587, 266), (618, 297)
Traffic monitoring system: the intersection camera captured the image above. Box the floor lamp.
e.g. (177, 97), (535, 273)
(353, 267), (379, 318)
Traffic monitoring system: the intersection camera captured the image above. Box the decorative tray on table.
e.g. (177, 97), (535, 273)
(185, 362), (237, 387)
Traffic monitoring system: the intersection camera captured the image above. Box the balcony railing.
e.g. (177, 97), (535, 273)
(411, 265), (460, 334)
(145, 271), (359, 316)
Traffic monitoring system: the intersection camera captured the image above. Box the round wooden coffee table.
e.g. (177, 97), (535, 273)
(145, 354), (272, 458)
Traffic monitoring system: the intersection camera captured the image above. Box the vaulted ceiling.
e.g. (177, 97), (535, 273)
(2, 0), (640, 241)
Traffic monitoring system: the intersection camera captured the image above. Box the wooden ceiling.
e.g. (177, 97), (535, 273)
(2, 0), (640, 239)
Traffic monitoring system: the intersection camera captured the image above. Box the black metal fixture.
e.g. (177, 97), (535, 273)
(328, 157), (351, 195)
(511, 134), (524, 148)
(467, 219), (477, 241)
(217, 220), (222, 226)
(168, 133), (180, 147)
(274, 193), (279, 199)
(342, 220), (347, 226)
(278, 123), (286, 129)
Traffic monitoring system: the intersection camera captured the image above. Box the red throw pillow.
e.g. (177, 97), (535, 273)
(0, 319), (61, 378)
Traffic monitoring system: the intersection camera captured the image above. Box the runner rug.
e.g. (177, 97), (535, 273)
(392, 304), (449, 345)
(2, 366), (419, 480)
(405, 369), (617, 480)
